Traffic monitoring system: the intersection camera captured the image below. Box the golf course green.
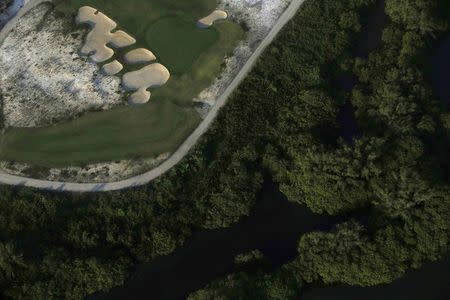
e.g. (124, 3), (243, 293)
(146, 16), (219, 74)
(0, 0), (244, 167)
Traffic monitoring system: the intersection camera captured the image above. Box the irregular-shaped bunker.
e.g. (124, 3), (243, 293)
(129, 89), (151, 105)
(197, 10), (227, 28)
(102, 60), (123, 75)
(122, 63), (170, 104)
(124, 48), (156, 64)
(76, 6), (136, 62)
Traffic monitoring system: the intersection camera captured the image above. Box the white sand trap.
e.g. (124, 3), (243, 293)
(102, 59), (123, 75)
(124, 48), (156, 64)
(76, 6), (136, 62)
(0, 3), (124, 128)
(122, 64), (170, 104)
(129, 89), (151, 105)
(197, 10), (227, 28)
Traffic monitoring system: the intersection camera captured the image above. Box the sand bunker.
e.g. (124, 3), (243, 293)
(197, 10), (227, 28)
(76, 6), (135, 62)
(102, 60), (123, 75)
(124, 48), (156, 64)
(122, 64), (170, 104)
(0, 3), (123, 128)
(75, 6), (170, 105)
(128, 89), (151, 105)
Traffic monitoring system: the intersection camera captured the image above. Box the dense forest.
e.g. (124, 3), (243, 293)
(1, 0), (449, 299)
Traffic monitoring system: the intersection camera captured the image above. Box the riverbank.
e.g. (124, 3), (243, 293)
(301, 255), (450, 300)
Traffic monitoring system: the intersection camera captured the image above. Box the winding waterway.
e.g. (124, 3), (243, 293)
(91, 180), (331, 299)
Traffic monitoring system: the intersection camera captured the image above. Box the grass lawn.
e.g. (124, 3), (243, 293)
(0, 100), (200, 167)
(0, 0), (244, 167)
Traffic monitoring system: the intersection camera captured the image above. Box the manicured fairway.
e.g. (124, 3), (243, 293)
(0, 100), (200, 167)
(0, 0), (244, 167)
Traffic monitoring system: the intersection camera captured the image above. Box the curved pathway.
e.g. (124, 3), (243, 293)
(0, 0), (25, 28)
(0, 0), (306, 192)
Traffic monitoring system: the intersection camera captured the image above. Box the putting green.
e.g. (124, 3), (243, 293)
(54, 0), (217, 44)
(146, 17), (219, 74)
(0, 0), (245, 167)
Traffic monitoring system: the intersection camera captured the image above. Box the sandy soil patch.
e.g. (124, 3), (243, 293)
(76, 6), (135, 62)
(0, 3), (124, 127)
(102, 59), (123, 75)
(194, 0), (291, 113)
(222, 0), (292, 29)
(0, 152), (170, 183)
(197, 9), (227, 28)
(124, 48), (156, 64)
(122, 63), (170, 104)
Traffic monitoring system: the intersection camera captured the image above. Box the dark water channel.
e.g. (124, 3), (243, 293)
(336, 0), (388, 143)
(432, 34), (450, 109)
(353, 0), (388, 59)
(300, 255), (450, 300)
(92, 181), (331, 300)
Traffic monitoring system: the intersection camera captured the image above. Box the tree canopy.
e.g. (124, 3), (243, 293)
(0, 0), (449, 298)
